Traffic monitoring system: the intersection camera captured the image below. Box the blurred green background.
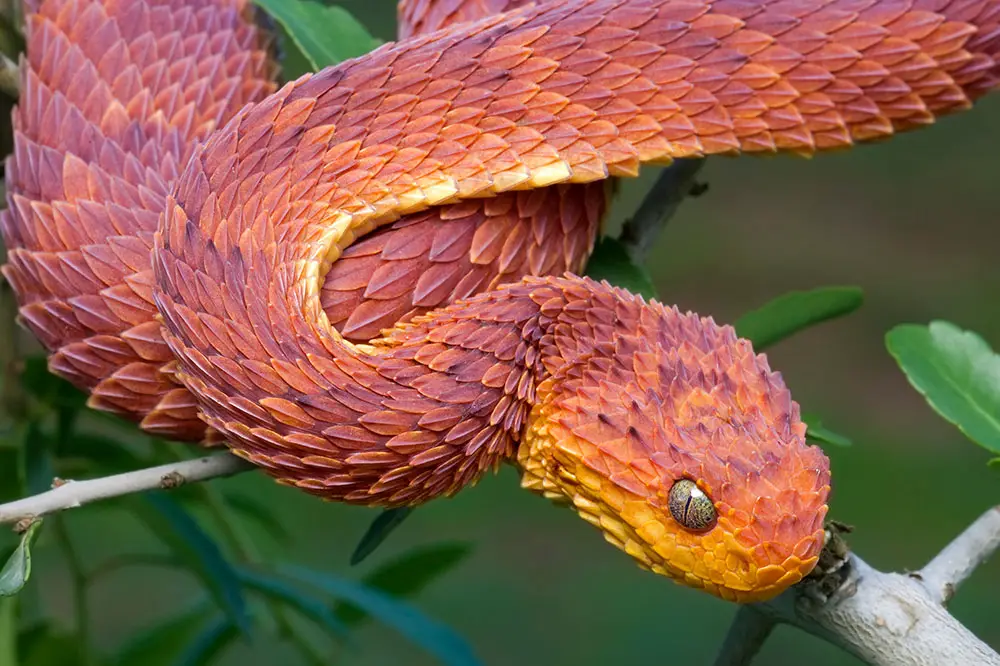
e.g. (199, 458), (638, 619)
(10, 0), (1000, 664)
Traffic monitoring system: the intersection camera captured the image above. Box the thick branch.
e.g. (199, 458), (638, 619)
(0, 452), (254, 525)
(715, 506), (1000, 666)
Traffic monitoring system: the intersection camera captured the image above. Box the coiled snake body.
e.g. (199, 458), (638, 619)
(3, 0), (998, 602)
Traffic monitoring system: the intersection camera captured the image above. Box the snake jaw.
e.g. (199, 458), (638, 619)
(516, 296), (831, 602)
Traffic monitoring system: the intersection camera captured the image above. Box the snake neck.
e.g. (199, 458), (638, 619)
(158, 254), (650, 505)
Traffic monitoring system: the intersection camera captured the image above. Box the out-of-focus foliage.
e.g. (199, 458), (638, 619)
(0, 1), (995, 665)
(888, 321), (1000, 467)
(735, 286), (865, 351)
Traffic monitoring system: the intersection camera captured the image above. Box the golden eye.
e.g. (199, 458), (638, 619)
(668, 479), (717, 532)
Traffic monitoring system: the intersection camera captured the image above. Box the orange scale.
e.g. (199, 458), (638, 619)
(839, 57), (894, 87)
(754, 43), (808, 74)
(811, 126), (854, 148)
(807, 41), (865, 72)
(848, 114), (896, 139)
(831, 20), (892, 51)
(887, 9), (947, 41)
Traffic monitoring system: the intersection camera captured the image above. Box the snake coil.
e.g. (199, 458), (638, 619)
(3, 0), (999, 602)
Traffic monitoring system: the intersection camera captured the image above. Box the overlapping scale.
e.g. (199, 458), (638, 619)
(5, 0), (1000, 603)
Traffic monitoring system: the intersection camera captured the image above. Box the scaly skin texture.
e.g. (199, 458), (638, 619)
(3, 0), (1000, 602)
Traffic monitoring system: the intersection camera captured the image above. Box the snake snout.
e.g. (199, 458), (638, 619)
(518, 298), (832, 602)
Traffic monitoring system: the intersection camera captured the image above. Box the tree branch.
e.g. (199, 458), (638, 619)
(619, 158), (706, 262)
(714, 606), (776, 666)
(714, 506), (1000, 666)
(0, 452), (254, 525)
(919, 505), (1000, 605)
(0, 448), (994, 666)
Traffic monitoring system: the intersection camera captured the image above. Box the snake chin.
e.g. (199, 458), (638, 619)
(515, 293), (831, 603)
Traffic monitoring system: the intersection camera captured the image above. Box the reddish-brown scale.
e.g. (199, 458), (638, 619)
(4, 0), (1000, 602)
(321, 182), (606, 340)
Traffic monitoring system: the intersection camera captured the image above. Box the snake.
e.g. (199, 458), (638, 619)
(1, 0), (997, 605)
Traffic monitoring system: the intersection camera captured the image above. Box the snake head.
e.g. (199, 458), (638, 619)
(517, 291), (831, 603)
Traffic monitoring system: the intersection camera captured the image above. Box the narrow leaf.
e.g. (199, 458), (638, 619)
(988, 458), (1000, 472)
(0, 520), (42, 596)
(54, 434), (149, 477)
(339, 543), (471, 627)
(734, 286), (864, 351)
(279, 565), (481, 666)
(236, 567), (348, 639)
(171, 617), (239, 666)
(251, 0), (380, 71)
(886, 321), (1000, 455)
(584, 237), (657, 300)
(351, 507), (413, 565)
(127, 493), (250, 634)
(801, 414), (852, 447)
(19, 422), (53, 495)
(0, 597), (15, 666)
(20, 356), (86, 413)
(112, 602), (215, 666)
(222, 494), (291, 544)
(20, 626), (91, 666)
(0, 448), (21, 502)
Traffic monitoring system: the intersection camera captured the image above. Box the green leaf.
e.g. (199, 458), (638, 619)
(0, 448), (21, 502)
(801, 414), (852, 447)
(20, 625), (91, 666)
(19, 356), (86, 413)
(734, 286), (864, 351)
(19, 421), (53, 496)
(0, 597), (16, 666)
(339, 543), (471, 627)
(236, 567), (348, 640)
(0, 520), (42, 596)
(170, 617), (239, 666)
(351, 507), (413, 565)
(988, 457), (1000, 472)
(252, 0), (381, 71)
(127, 493), (251, 635)
(112, 602), (215, 666)
(279, 564), (481, 666)
(53, 434), (150, 477)
(886, 321), (1000, 456)
(221, 494), (291, 544)
(584, 237), (657, 300)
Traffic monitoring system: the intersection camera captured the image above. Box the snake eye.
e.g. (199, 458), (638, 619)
(668, 479), (717, 532)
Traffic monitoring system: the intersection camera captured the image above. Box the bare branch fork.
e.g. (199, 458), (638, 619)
(715, 509), (1000, 666)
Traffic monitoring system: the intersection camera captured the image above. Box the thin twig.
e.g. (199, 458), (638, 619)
(919, 505), (1000, 605)
(0, 452), (255, 525)
(619, 158), (706, 262)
